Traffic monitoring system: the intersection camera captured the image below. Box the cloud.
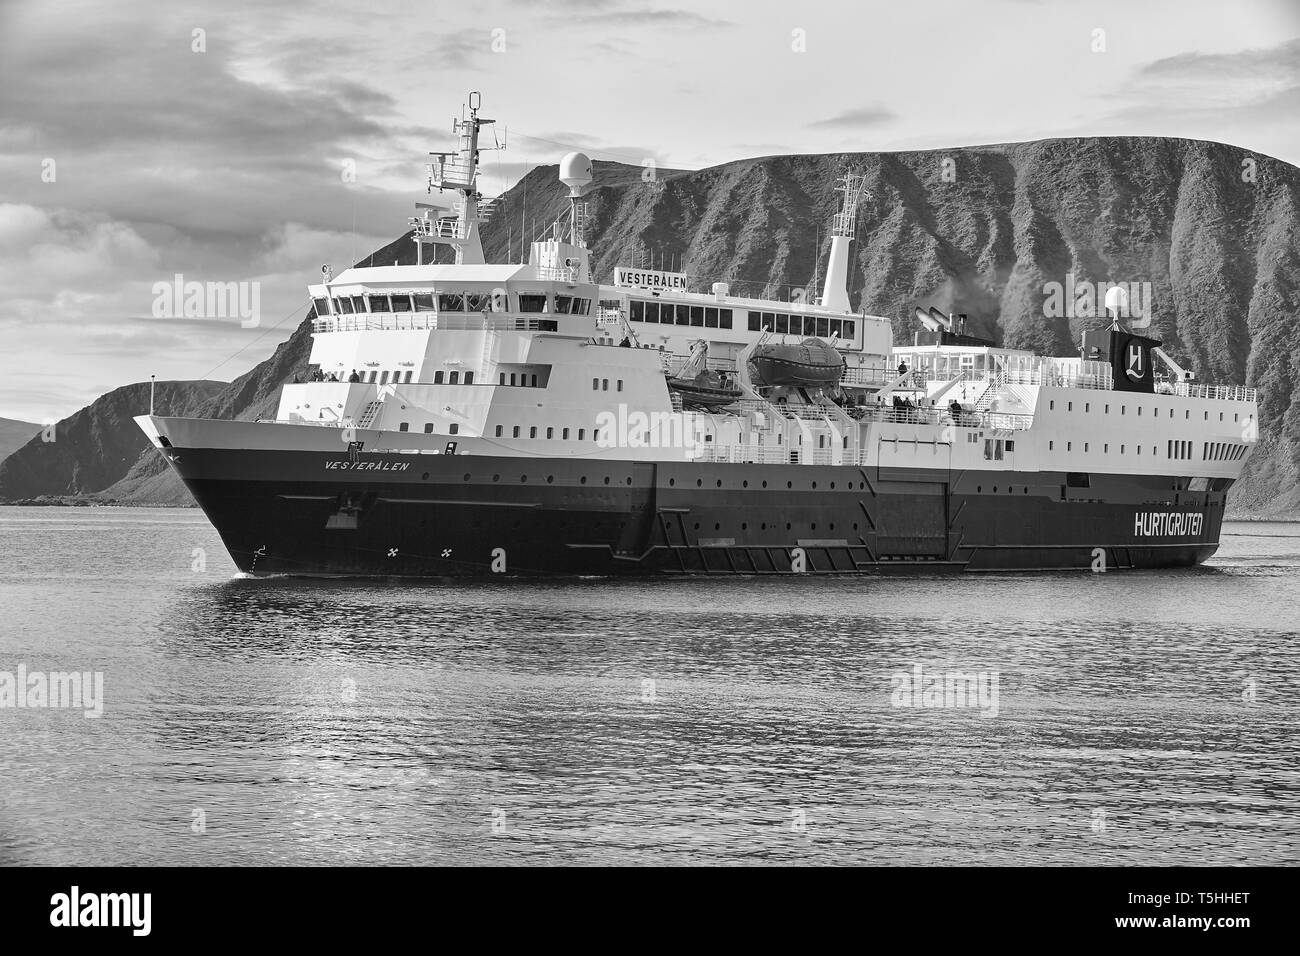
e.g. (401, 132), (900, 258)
(808, 106), (898, 129)
(573, 9), (732, 28)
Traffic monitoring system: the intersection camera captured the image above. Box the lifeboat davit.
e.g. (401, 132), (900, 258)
(749, 338), (845, 388)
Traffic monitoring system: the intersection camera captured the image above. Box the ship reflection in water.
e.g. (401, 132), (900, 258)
(0, 507), (1296, 865)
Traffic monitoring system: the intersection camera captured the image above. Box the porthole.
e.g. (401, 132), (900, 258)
(787, 481), (793, 489)
(696, 478), (703, 487)
(520, 475), (527, 483)
(580, 476), (587, 484)
(693, 522), (700, 530)
(743, 480), (749, 488)
(492, 474), (500, 482)
(626, 477), (632, 485)
(785, 523), (792, 531)
(669, 478), (675, 486)
(421, 472), (429, 480)
(463, 473), (471, 482)
(603, 476), (611, 485)
(811, 481), (817, 489)
(762, 480), (768, 488)
(546, 476), (554, 484)
(716, 479), (722, 488)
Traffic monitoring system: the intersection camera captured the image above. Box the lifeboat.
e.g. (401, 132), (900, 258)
(667, 368), (742, 409)
(749, 338), (845, 387)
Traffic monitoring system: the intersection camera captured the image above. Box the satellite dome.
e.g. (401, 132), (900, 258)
(559, 151), (593, 196)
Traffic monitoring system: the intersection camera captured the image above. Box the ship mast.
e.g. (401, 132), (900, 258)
(819, 170), (866, 312)
(410, 91), (503, 265)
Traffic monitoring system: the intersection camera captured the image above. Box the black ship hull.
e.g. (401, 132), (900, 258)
(161, 446), (1227, 576)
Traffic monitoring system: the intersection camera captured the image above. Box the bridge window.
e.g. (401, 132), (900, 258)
(398, 422), (408, 432)
(630, 300), (645, 321)
(438, 293), (465, 312)
(425, 423), (434, 434)
(578, 429), (585, 440)
(563, 428), (570, 439)
(530, 427), (537, 438)
(774, 314), (788, 334)
(690, 306), (704, 326)
(748, 311), (762, 332)
(391, 293), (412, 313)
(465, 293), (491, 312)
(434, 371), (444, 384)
(449, 424), (458, 435)
(368, 370), (377, 383)
(403, 371), (413, 383)
(449, 371), (459, 384)
(464, 372), (474, 385)
(367, 294), (390, 313)
(312, 297), (331, 315)
(380, 371), (390, 385)
(413, 293), (435, 312)
(720, 309), (733, 329)
(338, 297), (356, 314)
(495, 425), (503, 437)
(531, 374), (538, 387)
(513, 426), (520, 438)
(519, 293), (548, 313)
(547, 427), (554, 439)
(706, 307), (719, 328)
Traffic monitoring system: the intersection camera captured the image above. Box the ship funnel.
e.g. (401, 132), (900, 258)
(819, 170), (867, 313)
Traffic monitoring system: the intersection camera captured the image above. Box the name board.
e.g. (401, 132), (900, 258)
(614, 267), (688, 291)
(1134, 512), (1203, 537)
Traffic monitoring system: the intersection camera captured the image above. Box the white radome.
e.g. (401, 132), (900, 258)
(559, 151), (593, 196)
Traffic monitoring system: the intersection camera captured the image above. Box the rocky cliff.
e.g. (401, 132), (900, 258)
(5, 136), (1297, 513)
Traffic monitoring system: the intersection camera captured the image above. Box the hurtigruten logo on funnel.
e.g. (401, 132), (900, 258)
(1125, 341), (1146, 381)
(595, 404), (705, 458)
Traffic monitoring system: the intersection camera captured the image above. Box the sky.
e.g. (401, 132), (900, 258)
(1, 0), (1298, 423)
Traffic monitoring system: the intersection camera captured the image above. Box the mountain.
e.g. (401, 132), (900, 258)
(0, 381), (226, 501)
(0, 418), (41, 465)
(4, 136), (1298, 514)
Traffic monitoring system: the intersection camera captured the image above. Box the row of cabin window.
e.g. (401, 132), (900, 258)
(592, 378), (625, 391)
(399, 422), (459, 434)
(313, 293), (592, 316)
(746, 312), (855, 339)
(1046, 439), (1245, 460)
(497, 425), (594, 441)
(629, 301), (734, 328)
(500, 372), (541, 387)
(1205, 441), (1245, 461)
(352, 370), (476, 385)
(1049, 398), (1243, 424)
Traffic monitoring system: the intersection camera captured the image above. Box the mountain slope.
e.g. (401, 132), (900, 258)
(0, 418), (41, 465)
(0, 382), (226, 500)
(6, 136), (1299, 513)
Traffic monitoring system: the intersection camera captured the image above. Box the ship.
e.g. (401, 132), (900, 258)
(136, 94), (1260, 576)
